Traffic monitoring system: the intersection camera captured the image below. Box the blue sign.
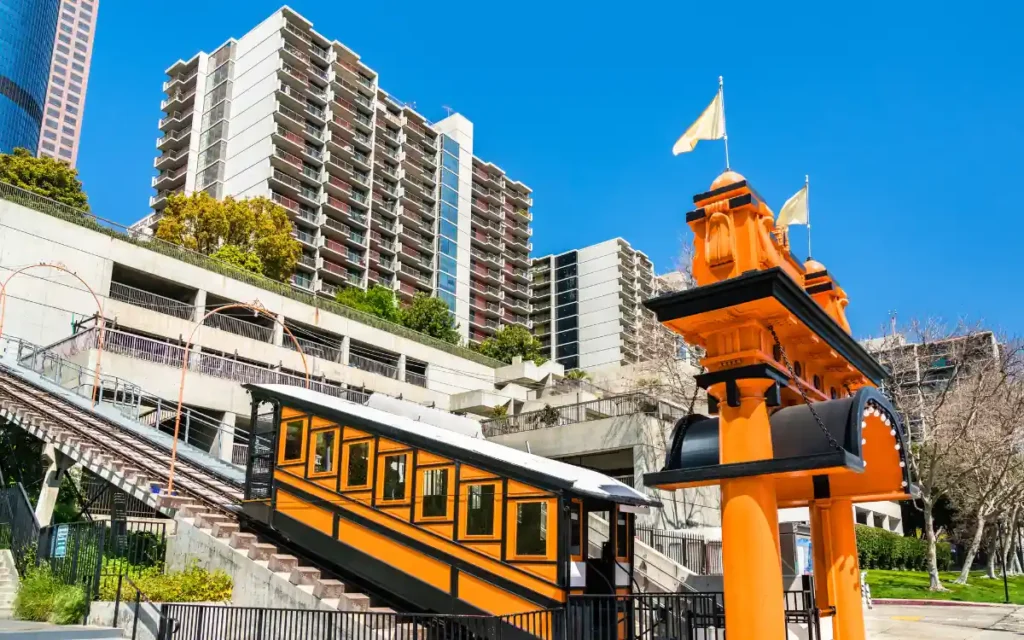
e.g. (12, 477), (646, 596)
(53, 525), (69, 559)
(796, 537), (813, 575)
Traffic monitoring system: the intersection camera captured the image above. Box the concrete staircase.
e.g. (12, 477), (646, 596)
(0, 551), (18, 620)
(588, 514), (698, 593)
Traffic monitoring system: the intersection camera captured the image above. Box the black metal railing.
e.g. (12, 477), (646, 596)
(159, 604), (560, 640)
(481, 393), (686, 437)
(0, 484), (40, 573)
(635, 526), (723, 575)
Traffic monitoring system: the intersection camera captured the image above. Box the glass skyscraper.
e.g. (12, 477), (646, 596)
(0, 0), (60, 154)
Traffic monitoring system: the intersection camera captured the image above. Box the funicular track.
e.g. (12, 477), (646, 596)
(0, 366), (417, 623)
(0, 367), (242, 515)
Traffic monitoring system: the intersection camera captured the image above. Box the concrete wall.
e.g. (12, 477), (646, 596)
(0, 199), (499, 408)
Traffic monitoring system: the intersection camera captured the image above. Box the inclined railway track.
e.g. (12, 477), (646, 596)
(0, 367), (243, 516)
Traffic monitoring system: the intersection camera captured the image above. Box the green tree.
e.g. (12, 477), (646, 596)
(565, 369), (590, 380)
(399, 294), (460, 344)
(477, 325), (547, 365)
(335, 284), (400, 323)
(155, 192), (300, 280)
(0, 148), (89, 210)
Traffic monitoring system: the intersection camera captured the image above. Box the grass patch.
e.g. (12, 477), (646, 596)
(866, 569), (1024, 604)
(13, 566), (87, 624)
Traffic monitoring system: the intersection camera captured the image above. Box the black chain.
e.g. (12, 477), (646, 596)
(767, 324), (843, 452)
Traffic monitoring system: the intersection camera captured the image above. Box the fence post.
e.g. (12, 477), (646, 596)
(131, 590), (141, 640)
(184, 411), (191, 446)
(113, 574), (123, 627)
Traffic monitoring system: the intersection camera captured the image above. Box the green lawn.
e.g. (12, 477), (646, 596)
(866, 569), (1024, 604)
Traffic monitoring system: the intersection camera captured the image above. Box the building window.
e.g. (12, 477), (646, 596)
(47, 108), (60, 118)
(72, 62), (84, 73)
(73, 52), (85, 62)
(55, 54), (68, 65)
(515, 502), (547, 556)
(58, 34), (71, 44)
(60, 24), (73, 34)
(57, 44), (70, 55)
(345, 441), (370, 487)
(281, 418), (305, 462)
(381, 454), (407, 501)
(62, 126), (75, 136)
(46, 118), (58, 129)
(466, 484), (495, 536)
(312, 430), (336, 474)
(42, 142), (56, 152)
(64, 116), (76, 125)
(569, 502), (582, 556)
(43, 131), (57, 140)
(66, 106), (78, 115)
(421, 468), (449, 518)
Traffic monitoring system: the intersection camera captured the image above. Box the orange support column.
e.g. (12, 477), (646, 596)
(716, 378), (786, 640)
(828, 499), (866, 640)
(809, 504), (836, 633)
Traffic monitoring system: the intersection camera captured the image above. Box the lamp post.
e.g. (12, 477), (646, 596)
(0, 262), (106, 408)
(167, 302), (310, 492)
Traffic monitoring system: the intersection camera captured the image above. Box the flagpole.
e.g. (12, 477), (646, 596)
(719, 76), (730, 170)
(805, 174), (811, 258)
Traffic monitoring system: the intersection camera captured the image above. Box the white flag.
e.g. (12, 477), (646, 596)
(672, 90), (726, 156)
(777, 185), (809, 227)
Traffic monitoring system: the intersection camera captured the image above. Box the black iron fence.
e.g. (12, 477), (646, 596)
(635, 526), (724, 575)
(155, 586), (821, 640)
(81, 471), (160, 519)
(0, 484), (40, 573)
(159, 604), (559, 640)
(481, 393), (686, 437)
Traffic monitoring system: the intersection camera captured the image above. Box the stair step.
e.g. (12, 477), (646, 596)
(289, 567), (320, 586)
(344, 592), (371, 612)
(267, 554), (299, 574)
(313, 578), (346, 599)
(247, 543), (277, 562)
(228, 532), (257, 551)
(211, 521), (239, 539)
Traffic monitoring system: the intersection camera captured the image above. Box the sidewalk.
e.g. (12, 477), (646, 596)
(0, 620), (119, 638)
(866, 603), (1024, 639)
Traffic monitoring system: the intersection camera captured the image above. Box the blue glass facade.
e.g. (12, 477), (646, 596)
(0, 0), (59, 154)
(437, 135), (460, 311)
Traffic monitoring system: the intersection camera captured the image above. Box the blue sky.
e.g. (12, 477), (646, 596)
(77, 1), (1024, 338)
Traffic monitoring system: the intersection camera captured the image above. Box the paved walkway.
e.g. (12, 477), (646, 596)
(0, 620), (119, 638)
(866, 603), (1024, 639)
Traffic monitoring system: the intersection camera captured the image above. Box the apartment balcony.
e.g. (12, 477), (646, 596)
(471, 231), (502, 253)
(292, 204), (320, 229)
(352, 130), (373, 152)
(151, 166), (187, 190)
(504, 233), (532, 253)
(471, 198), (503, 222)
(471, 298), (501, 316)
(370, 232), (397, 255)
(270, 148), (306, 182)
(295, 252), (319, 273)
(149, 186), (185, 209)
(403, 121), (431, 142)
(504, 281), (531, 300)
(505, 218), (532, 238)
(162, 68), (198, 93)
(473, 168), (505, 191)
(400, 210), (432, 236)
(505, 203), (532, 223)
(369, 250), (396, 273)
(292, 228), (318, 249)
(505, 188), (533, 208)
(274, 105), (322, 149)
(269, 170), (318, 207)
(502, 311), (529, 327)
(505, 297), (530, 314)
(368, 272), (395, 289)
(472, 182), (503, 206)
(279, 62), (313, 94)
(153, 148), (187, 171)
(376, 162), (399, 182)
(472, 263), (502, 286)
(160, 86), (197, 112)
(469, 248), (499, 268)
(471, 216), (501, 234)
(503, 264), (530, 283)
(155, 128), (190, 152)
(533, 322), (552, 337)
(325, 156), (355, 182)
(323, 174), (352, 199)
(350, 149), (372, 172)
(351, 172), (371, 191)
(371, 213), (398, 234)
(396, 263), (433, 290)
(471, 279), (502, 300)
(505, 251), (530, 268)
(400, 230), (434, 256)
(321, 258), (364, 285)
(377, 109), (403, 129)
(281, 40), (312, 67)
(322, 218), (366, 249)
(375, 178), (401, 200)
(271, 192), (300, 215)
(158, 108), (194, 132)
(373, 197), (399, 221)
(333, 78), (373, 109)
(335, 60), (375, 92)
(531, 299), (552, 314)
(470, 315), (499, 332)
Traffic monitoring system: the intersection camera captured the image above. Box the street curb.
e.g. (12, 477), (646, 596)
(873, 598), (1018, 608)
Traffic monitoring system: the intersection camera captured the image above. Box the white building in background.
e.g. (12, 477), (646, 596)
(132, 6), (533, 344)
(530, 238), (656, 371)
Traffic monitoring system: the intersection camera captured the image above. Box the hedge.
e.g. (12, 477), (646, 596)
(856, 524), (952, 571)
(0, 181), (505, 368)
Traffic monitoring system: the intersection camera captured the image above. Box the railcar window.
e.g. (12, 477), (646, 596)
(466, 484), (495, 535)
(347, 442), (369, 486)
(313, 431), (335, 474)
(283, 419), (304, 461)
(569, 502), (582, 556)
(422, 468), (449, 517)
(382, 454), (407, 500)
(516, 502), (548, 556)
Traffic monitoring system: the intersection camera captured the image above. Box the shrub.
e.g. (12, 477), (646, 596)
(13, 565), (86, 625)
(855, 524), (953, 571)
(98, 560), (232, 603)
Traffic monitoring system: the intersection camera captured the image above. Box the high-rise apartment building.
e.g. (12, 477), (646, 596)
(132, 7), (533, 343)
(0, 0), (60, 154)
(530, 238), (656, 371)
(37, 0), (98, 165)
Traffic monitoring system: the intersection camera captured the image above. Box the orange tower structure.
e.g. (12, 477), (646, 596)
(643, 171), (915, 640)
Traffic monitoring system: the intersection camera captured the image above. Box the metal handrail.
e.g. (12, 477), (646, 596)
(109, 282), (195, 320)
(481, 392), (686, 437)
